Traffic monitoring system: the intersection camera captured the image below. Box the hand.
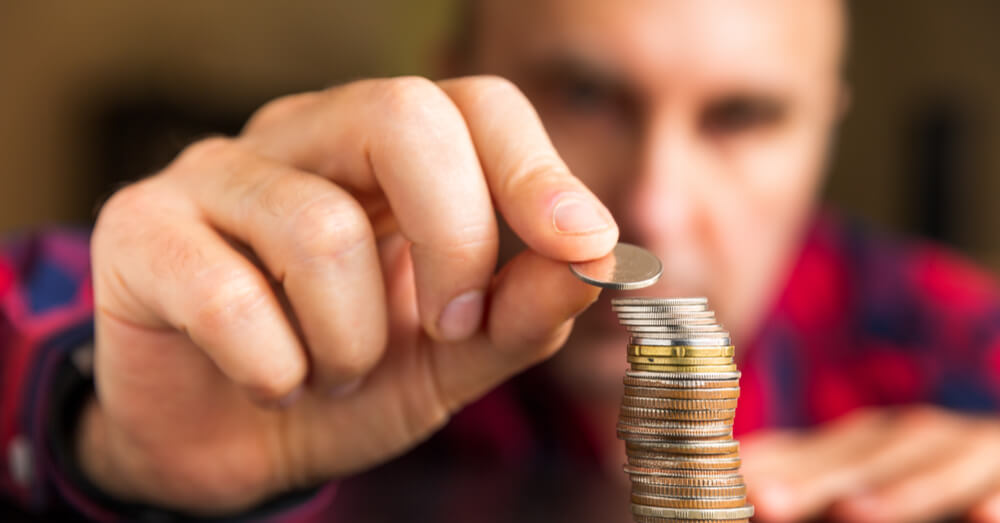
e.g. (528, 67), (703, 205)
(82, 76), (618, 514)
(741, 405), (1000, 522)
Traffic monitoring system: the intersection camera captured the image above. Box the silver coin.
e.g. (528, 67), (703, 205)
(613, 297), (707, 306)
(630, 336), (732, 346)
(624, 325), (726, 333)
(626, 370), (741, 381)
(570, 243), (662, 290)
(613, 305), (708, 314)
(631, 503), (754, 519)
(616, 310), (716, 319)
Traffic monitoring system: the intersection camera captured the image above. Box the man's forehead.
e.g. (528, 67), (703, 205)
(473, 0), (845, 89)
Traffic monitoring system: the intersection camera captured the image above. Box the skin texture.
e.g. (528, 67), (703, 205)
(80, 0), (1000, 520)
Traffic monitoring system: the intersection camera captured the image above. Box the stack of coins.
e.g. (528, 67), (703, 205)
(613, 297), (753, 523)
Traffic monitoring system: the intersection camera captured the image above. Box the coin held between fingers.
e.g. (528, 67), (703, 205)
(569, 242), (663, 290)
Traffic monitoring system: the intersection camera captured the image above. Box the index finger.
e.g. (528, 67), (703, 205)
(439, 76), (619, 262)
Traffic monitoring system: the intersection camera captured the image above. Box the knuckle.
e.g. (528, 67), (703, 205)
(466, 74), (526, 102)
(289, 194), (372, 263)
(190, 268), (270, 333)
(244, 91), (319, 134)
(322, 334), (386, 381)
(376, 76), (453, 122)
(173, 136), (236, 169)
(499, 153), (572, 197)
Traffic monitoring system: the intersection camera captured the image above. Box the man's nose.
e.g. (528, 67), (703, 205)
(619, 108), (704, 247)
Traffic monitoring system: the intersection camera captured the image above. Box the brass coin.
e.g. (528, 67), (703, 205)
(619, 406), (736, 421)
(632, 493), (747, 509)
(631, 363), (738, 372)
(630, 504), (755, 519)
(623, 386), (740, 400)
(628, 345), (735, 357)
(627, 455), (742, 471)
(627, 355), (734, 365)
(626, 439), (739, 455)
(621, 396), (738, 410)
(625, 468), (745, 486)
(631, 482), (747, 498)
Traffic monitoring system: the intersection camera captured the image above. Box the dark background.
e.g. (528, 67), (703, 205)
(1, 0), (999, 275)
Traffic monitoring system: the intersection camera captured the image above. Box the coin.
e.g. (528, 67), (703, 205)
(569, 242), (662, 290)
(620, 406), (736, 421)
(625, 469), (746, 486)
(627, 456), (741, 471)
(615, 311), (716, 319)
(626, 370), (741, 382)
(631, 483), (747, 498)
(612, 297), (708, 306)
(630, 504), (754, 519)
(621, 396), (738, 410)
(632, 517), (748, 523)
(626, 439), (739, 455)
(631, 363), (739, 372)
(627, 355), (734, 365)
(632, 493), (747, 508)
(630, 336), (732, 347)
(628, 345), (735, 357)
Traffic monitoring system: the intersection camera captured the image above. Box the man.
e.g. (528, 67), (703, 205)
(3, 0), (1000, 521)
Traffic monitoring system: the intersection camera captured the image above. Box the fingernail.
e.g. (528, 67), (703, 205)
(277, 385), (304, 408)
(438, 290), (484, 341)
(326, 377), (363, 398)
(552, 195), (613, 235)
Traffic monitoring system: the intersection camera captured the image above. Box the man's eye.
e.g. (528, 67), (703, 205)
(702, 97), (785, 135)
(560, 78), (613, 111)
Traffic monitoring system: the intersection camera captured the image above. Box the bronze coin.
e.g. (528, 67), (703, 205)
(631, 482), (747, 498)
(623, 386), (740, 400)
(619, 406), (736, 421)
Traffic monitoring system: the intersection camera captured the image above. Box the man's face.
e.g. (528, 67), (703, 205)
(467, 0), (845, 394)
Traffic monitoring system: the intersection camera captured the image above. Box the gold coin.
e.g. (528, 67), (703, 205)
(623, 386), (740, 400)
(627, 355), (734, 365)
(632, 493), (747, 509)
(621, 396), (738, 410)
(628, 345), (735, 357)
(619, 406), (736, 421)
(631, 363), (738, 372)
(631, 482), (747, 498)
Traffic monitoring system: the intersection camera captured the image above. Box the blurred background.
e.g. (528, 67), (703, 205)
(1, 1), (999, 272)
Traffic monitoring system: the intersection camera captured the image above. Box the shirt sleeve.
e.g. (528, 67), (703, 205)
(0, 229), (337, 521)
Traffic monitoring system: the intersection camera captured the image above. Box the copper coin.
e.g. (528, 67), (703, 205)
(620, 406), (736, 421)
(623, 386), (740, 400)
(632, 517), (748, 523)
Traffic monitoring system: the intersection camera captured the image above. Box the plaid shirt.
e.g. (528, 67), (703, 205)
(3, 212), (1000, 521)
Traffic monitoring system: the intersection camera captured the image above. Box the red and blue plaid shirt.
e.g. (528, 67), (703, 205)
(3, 212), (1000, 521)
